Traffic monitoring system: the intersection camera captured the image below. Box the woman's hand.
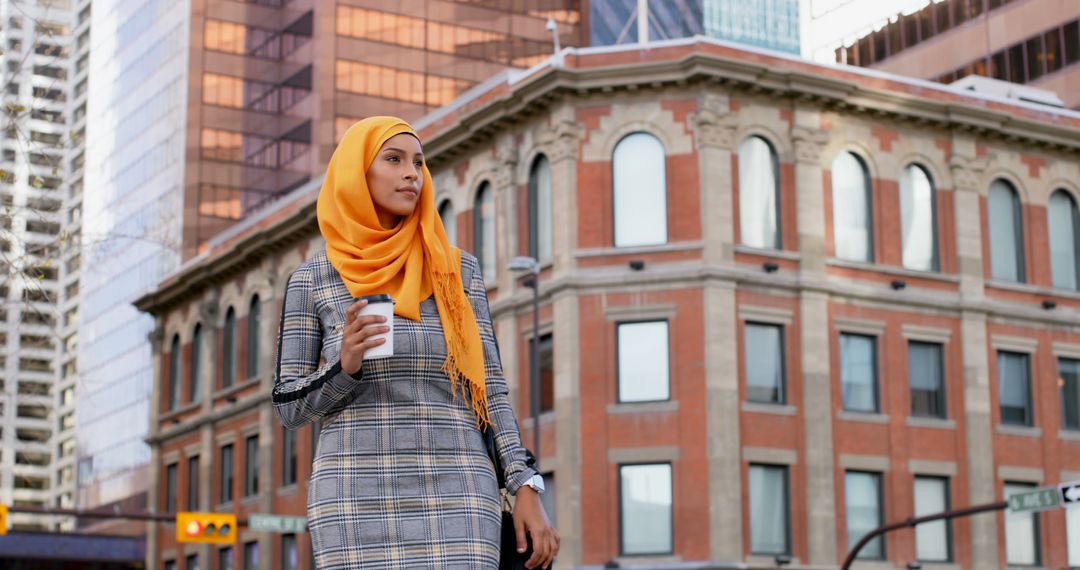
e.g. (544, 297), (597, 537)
(340, 299), (389, 376)
(513, 486), (559, 569)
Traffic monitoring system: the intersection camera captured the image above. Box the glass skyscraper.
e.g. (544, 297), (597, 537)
(77, 0), (189, 519)
(590, 0), (801, 55)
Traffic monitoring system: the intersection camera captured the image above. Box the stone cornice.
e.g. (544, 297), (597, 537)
(134, 199), (318, 315)
(421, 51), (1080, 168)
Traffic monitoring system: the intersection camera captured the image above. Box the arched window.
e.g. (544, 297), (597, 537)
(1048, 189), (1080, 290)
(438, 199), (456, 246)
(988, 179), (1025, 283)
(223, 307), (237, 389)
(190, 324), (202, 403)
(247, 295), (260, 378)
(529, 154), (553, 264)
(168, 334), (181, 410)
(474, 182), (496, 281)
(738, 136), (780, 249)
(899, 164), (938, 271)
(613, 132), (667, 247)
(831, 151), (873, 262)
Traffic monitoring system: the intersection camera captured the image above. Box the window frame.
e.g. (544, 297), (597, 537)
(168, 334), (181, 410)
(1060, 357), (1080, 431)
(220, 444), (234, 504)
(831, 151), (874, 263)
(988, 179), (1026, 283)
(247, 295), (260, 379)
(845, 470), (885, 560)
(282, 427), (297, 487)
(612, 132), (668, 248)
(1004, 481), (1042, 566)
(899, 163), (939, 272)
(223, 307), (237, 389)
(473, 181), (495, 283)
(909, 341), (946, 419)
(190, 323), (202, 403)
(244, 435), (259, 497)
(737, 135), (782, 250)
(282, 533), (298, 570)
(748, 463), (791, 556)
(997, 350), (1034, 427)
(528, 154), (553, 264)
(1047, 189), (1080, 290)
(187, 455), (200, 511)
(617, 462), (674, 557)
(165, 462), (178, 512)
(615, 320), (672, 404)
(840, 333), (881, 413)
(913, 475), (953, 563)
(438, 199), (456, 246)
(744, 321), (787, 405)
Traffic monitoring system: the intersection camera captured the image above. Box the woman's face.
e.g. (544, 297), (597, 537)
(367, 133), (425, 229)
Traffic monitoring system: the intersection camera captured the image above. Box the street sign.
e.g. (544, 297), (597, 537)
(1060, 480), (1080, 508)
(1007, 487), (1060, 513)
(249, 513), (307, 533)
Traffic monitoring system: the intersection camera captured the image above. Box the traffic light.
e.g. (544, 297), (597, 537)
(0, 504), (7, 535)
(176, 512), (237, 544)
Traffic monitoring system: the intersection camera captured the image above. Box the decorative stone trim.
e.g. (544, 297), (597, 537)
(997, 465), (1043, 482)
(991, 334), (1039, 353)
(908, 459), (958, 476)
(742, 447), (798, 465)
(833, 316), (887, 336)
(739, 305), (793, 326)
(608, 446), (680, 464)
(839, 454), (891, 472)
(901, 325), (952, 344)
(741, 402), (796, 416)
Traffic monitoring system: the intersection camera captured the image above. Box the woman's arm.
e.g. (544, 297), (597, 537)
(464, 255), (539, 495)
(272, 263), (363, 429)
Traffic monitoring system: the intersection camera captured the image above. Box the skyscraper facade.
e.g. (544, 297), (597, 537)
(589, 0), (801, 54)
(77, 0), (585, 531)
(0, 0), (77, 532)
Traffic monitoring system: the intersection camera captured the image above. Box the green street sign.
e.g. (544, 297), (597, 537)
(249, 514), (307, 533)
(1007, 488), (1060, 513)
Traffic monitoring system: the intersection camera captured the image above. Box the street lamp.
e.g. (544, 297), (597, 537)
(508, 255), (541, 470)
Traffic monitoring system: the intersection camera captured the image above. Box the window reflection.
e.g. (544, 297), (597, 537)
(613, 132), (667, 247)
(1048, 190), (1080, 290)
(988, 179), (1025, 283)
(205, 20), (246, 54)
(900, 164), (937, 271)
(335, 60), (472, 106)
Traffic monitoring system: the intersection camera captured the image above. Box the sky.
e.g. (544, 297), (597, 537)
(801, 0), (943, 62)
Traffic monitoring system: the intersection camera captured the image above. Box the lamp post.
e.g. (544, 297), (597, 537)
(508, 255), (541, 470)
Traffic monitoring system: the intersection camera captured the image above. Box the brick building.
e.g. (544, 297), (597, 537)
(135, 39), (1080, 569)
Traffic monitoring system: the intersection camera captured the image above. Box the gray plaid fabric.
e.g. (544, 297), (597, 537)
(273, 251), (537, 569)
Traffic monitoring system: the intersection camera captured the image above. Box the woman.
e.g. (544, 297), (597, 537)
(272, 116), (558, 569)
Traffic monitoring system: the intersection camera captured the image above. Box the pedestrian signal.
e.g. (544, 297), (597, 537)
(0, 504), (7, 535)
(176, 512), (237, 544)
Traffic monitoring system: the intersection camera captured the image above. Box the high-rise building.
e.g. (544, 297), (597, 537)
(77, 0), (585, 532)
(589, 0), (801, 54)
(0, 0), (77, 533)
(824, 0), (1080, 109)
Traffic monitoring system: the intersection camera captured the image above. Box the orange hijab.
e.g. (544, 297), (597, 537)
(316, 116), (490, 427)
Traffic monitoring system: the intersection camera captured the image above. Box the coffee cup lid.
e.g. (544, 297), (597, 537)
(357, 294), (394, 303)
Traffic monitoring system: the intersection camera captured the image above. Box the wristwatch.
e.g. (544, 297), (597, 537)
(522, 474), (546, 494)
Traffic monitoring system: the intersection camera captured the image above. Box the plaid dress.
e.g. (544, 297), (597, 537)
(272, 250), (537, 569)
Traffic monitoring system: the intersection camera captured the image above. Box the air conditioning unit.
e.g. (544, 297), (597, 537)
(950, 75), (1064, 108)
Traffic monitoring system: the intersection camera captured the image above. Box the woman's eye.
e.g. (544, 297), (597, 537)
(414, 160), (423, 167)
(387, 156), (399, 163)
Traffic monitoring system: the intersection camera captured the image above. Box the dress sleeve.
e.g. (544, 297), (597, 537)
(464, 254), (539, 495)
(272, 263), (363, 430)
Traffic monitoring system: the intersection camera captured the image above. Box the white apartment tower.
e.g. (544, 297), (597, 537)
(0, 0), (79, 532)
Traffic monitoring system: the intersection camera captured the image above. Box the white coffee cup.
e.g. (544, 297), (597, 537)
(356, 294), (394, 360)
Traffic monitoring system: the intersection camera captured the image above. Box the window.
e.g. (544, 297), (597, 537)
(749, 464), (790, 555)
(282, 427), (297, 486)
(243, 541), (259, 570)
(909, 342), (946, 418)
(832, 152), (873, 262)
(473, 182), (495, 283)
(1004, 482), (1041, 565)
(245, 435), (259, 496)
(841, 334), (879, 412)
(220, 444), (234, 503)
(187, 455), (200, 510)
(218, 547), (233, 570)
(282, 534), (298, 570)
(914, 476), (951, 561)
(165, 462), (178, 512)
(738, 136), (780, 250)
(164, 561), (175, 570)
(190, 324), (202, 403)
(186, 554), (200, 570)
(988, 180), (1025, 283)
(1069, 502), (1080, 567)
(1059, 358), (1080, 430)
(223, 308), (236, 389)
(247, 296), (260, 378)
(619, 464), (672, 555)
(168, 335), (180, 410)
(900, 164), (937, 271)
(617, 321), (670, 403)
(1048, 190), (1080, 290)
(998, 351), (1032, 426)
(537, 333), (554, 413)
(745, 323), (785, 404)
(438, 200), (456, 245)
(845, 471), (884, 559)
(529, 155), (553, 264)
(613, 132), (667, 247)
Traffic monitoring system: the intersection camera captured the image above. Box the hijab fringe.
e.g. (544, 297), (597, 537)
(434, 268), (492, 430)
